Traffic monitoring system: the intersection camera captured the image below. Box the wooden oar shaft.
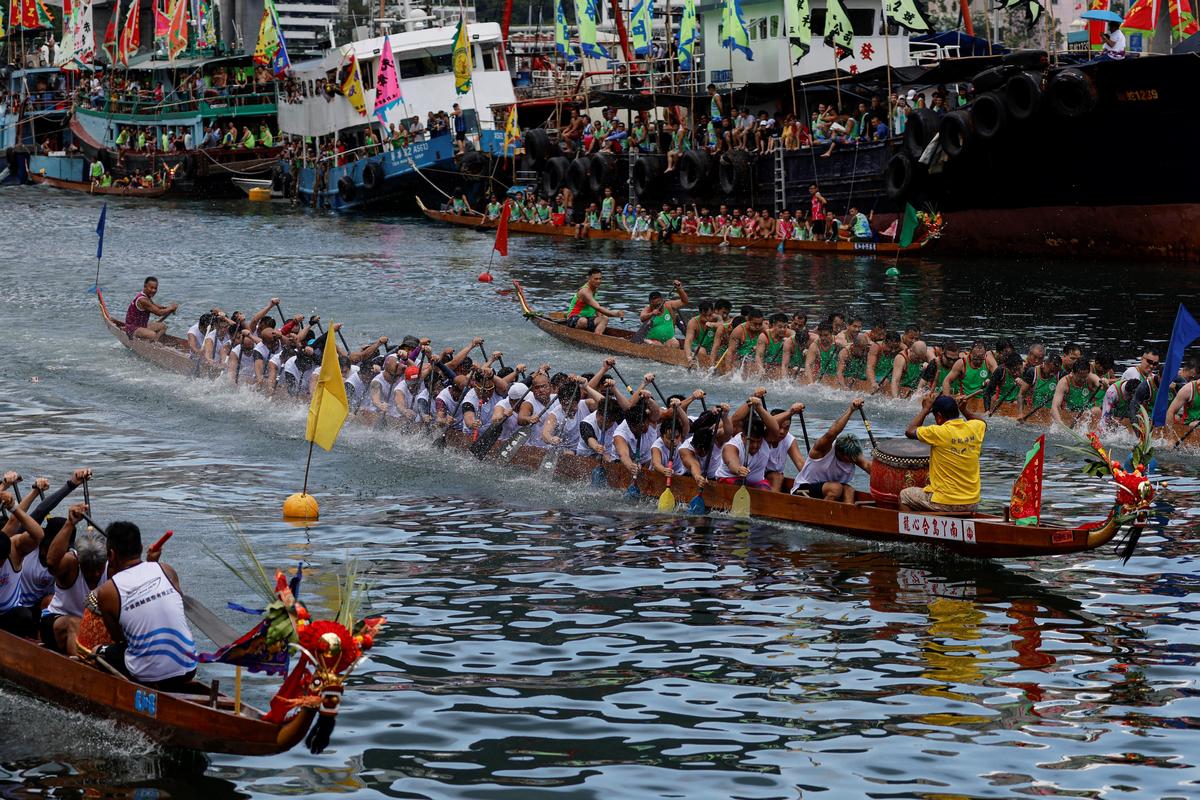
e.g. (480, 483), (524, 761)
(857, 407), (878, 449)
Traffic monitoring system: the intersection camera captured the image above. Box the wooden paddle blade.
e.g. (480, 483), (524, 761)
(730, 485), (751, 518)
(542, 447), (563, 472)
(500, 429), (529, 461)
(469, 424), (504, 459)
(657, 488), (676, 512)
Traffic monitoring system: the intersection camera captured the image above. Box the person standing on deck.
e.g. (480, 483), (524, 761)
(123, 277), (178, 341)
(901, 394), (986, 513)
(566, 268), (625, 334)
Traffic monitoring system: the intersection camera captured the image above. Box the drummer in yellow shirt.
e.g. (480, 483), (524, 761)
(900, 394), (986, 513)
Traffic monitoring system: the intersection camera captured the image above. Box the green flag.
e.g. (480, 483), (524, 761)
(898, 203), (920, 247)
(883, 0), (931, 33)
(786, 0), (812, 63)
(823, 0), (853, 59)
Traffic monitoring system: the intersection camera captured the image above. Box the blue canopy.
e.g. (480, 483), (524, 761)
(911, 31), (1008, 58)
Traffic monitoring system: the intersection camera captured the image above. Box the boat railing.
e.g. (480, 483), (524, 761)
(97, 89), (278, 117)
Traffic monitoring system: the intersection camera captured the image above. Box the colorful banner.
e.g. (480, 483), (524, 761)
(1009, 435), (1045, 526)
(555, 0), (577, 61)
(1087, 0), (1108, 49)
(56, 0), (95, 67)
(252, 0), (289, 75)
(823, 0), (853, 60)
(678, 0), (698, 70)
(720, 0), (753, 61)
(452, 12), (472, 95)
(502, 104), (520, 152)
(154, 0), (169, 42)
(21, 0), (38, 29)
(102, 8), (118, 62)
(785, 0), (811, 61)
(630, 0), (652, 56)
(574, 0), (608, 58)
(167, 0), (188, 59)
(1125, 0), (1199, 43)
(340, 53), (367, 116)
(373, 36), (402, 124)
(117, 0), (140, 64)
(884, 0), (930, 32)
(306, 326), (349, 451)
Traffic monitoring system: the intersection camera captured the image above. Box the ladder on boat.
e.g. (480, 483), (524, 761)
(773, 146), (787, 214)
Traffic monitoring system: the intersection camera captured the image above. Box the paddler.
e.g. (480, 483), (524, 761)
(836, 333), (872, 390)
(940, 341), (996, 398)
(804, 322), (840, 383)
(41, 502), (104, 655)
(983, 352), (1024, 412)
(94, 521), (198, 691)
(1166, 358), (1200, 433)
(867, 332), (904, 389)
(123, 276), (178, 342)
(638, 279), (690, 348)
(763, 404), (809, 491)
(613, 394), (662, 475)
(753, 313), (790, 375)
(683, 301), (725, 362)
(888, 340), (928, 398)
(791, 399), (872, 502)
(0, 485), (46, 636)
(919, 342), (961, 395)
(1116, 346), (1162, 421)
(1018, 353), (1062, 416)
(1050, 357), (1103, 428)
(715, 397), (778, 490)
(566, 268), (626, 335)
(901, 394), (986, 514)
(724, 308), (765, 370)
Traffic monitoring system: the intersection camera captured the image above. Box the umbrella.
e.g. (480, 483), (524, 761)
(1080, 9), (1125, 23)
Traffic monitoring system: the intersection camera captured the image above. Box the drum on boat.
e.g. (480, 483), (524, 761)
(870, 438), (930, 506)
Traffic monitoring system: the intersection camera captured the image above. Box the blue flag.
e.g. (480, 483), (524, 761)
(1152, 303), (1200, 427)
(96, 203), (107, 260)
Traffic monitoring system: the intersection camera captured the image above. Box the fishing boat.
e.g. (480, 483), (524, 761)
(0, 628), (318, 756)
(512, 281), (1196, 442)
(418, 197), (932, 256)
(95, 291), (1148, 559)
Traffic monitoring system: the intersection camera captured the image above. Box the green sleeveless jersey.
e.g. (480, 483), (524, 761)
(844, 353), (868, 381)
(818, 345), (839, 377)
(647, 308), (675, 342)
(959, 359), (989, 394)
(763, 334), (785, 365)
(1065, 380), (1098, 411)
(692, 325), (715, 352)
(874, 354), (896, 385)
(936, 364), (961, 394)
(1031, 370), (1058, 408)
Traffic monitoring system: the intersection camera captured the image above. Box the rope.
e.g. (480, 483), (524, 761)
(196, 147), (278, 176)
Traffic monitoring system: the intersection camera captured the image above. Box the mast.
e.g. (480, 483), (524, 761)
(607, 0), (634, 63)
(958, 0), (974, 36)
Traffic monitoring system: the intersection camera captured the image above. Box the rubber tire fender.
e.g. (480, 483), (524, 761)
(904, 109), (941, 160)
(883, 152), (917, 200)
(459, 150), (487, 176)
(362, 161), (385, 192)
(524, 128), (552, 162)
(1004, 71), (1044, 122)
(1047, 68), (1098, 118)
(567, 155), (592, 196)
(632, 154), (665, 198)
(971, 91), (1008, 140)
(938, 110), (974, 159)
(540, 155), (570, 196)
(718, 149), (751, 195)
(589, 152), (615, 194)
(679, 149), (712, 192)
(971, 65), (1016, 93)
(337, 175), (356, 203)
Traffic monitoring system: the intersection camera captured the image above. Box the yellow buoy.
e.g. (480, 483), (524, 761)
(248, 187), (272, 202)
(283, 492), (319, 520)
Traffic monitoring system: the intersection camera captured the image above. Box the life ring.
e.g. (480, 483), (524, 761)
(459, 150), (487, 176)
(904, 109), (940, 160)
(679, 149), (712, 192)
(567, 155), (592, 196)
(883, 152), (917, 200)
(540, 155), (570, 196)
(971, 92), (1008, 140)
(1004, 71), (1043, 122)
(632, 154), (666, 199)
(524, 128), (553, 162)
(337, 175), (356, 202)
(717, 149), (751, 195)
(938, 110), (974, 159)
(362, 161), (385, 192)
(589, 152), (616, 195)
(1047, 68), (1098, 118)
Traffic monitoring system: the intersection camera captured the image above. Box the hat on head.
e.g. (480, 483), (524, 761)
(405, 365), (420, 379)
(508, 382), (528, 402)
(932, 395), (960, 418)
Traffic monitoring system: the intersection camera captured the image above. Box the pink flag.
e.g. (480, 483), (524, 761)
(882, 219), (898, 239)
(373, 36), (403, 123)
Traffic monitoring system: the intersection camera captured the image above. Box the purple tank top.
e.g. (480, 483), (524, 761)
(124, 291), (150, 336)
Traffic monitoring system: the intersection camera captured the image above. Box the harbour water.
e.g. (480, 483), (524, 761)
(0, 188), (1198, 798)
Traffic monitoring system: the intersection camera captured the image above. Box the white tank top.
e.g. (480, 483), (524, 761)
(576, 410), (617, 458)
(370, 372), (400, 415)
(44, 554), (108, 619)
(524, 395), (552, 448)
(613, 421), (658, 464)
(0, 558), (20, 613)
(111, 561), (196, 682)
(679, 435), (722, 478)
(795, 446), (856, 487)
(17, 550), (53, 607)
(186, 323), (204, 358)
(346, 371), (367, 411)
(399, 380), (430, 415)
(493, 398), (519, 439)
(715, 433), (771, 482)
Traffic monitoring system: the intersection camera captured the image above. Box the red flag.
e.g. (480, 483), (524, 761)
(21, 0), (38, 28)
(1087, 0), (1108, 50)
(8, 0), (20, 30)
(119, 0), (140, 64)
(1009, 435), (1045, 526)
(103, 12), (119, 62)
(493, 199), (511, 257)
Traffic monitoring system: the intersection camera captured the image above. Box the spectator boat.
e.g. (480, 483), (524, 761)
(29, 153), (171, 196)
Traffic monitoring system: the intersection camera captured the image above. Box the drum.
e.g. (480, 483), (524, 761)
(870, 438), (930, 506)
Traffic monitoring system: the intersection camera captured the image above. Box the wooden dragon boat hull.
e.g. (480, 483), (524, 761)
(0, 628), (315, 755)
(417, 198), (930, 257)
(98, 294), (1127, 559)
(31, 172), (171, 197)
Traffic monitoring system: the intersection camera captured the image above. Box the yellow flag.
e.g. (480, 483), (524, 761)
(502, 104), (520, 152)
(452, 13), (472, 95)
(305, 327), (349, 452)
(340, 53), (367, 116)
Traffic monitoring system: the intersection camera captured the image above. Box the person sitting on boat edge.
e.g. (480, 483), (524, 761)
(95, 521), (198, 692)
(792, 399), (873, 502)
(639, 280), (689, 349)
(901, 394), (986, 514)
(124, 276), (179, 342)
(566, 268), (625, 334)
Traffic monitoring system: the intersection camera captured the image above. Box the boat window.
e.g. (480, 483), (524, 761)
(770, 15), (779, 37)
(482, 48), (496, 71)
(361, 62), (375, 90)
(398, 52), (454, 79)
(810, 9), (876, 36)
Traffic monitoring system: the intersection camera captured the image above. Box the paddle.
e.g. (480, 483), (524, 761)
(625, 446), (642, 501)
(857, 406), (878, 450)
(629, 312), (656, 345)
(797, 408), (812, 453)
(471, 385), (532, 459)
(1174, 421), (1200, 451)
(730, 478), (751, 518)
(647, 378), (670, 406)
(591, 390), (611, 487)
(688, 443), (714, 515)
(1018, 393), (1053, 423)
(657, 417), (680, 512)
(609, 365), (635, 394)
(541, 412), (569, 475)
(494, 387), (544, 461)
(432, 386), (462, 451)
